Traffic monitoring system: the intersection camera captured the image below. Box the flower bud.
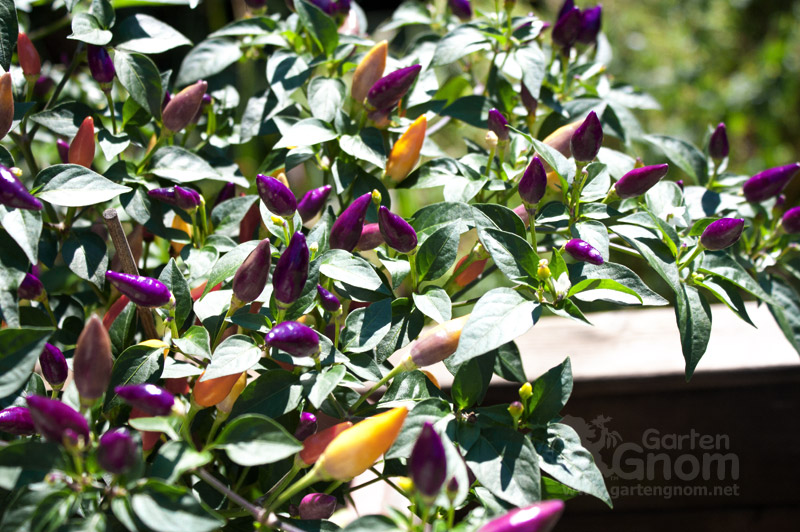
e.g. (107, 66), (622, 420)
(87, 45), (116, 85)
(487, 108), (509, 142)
(26, 396), (89, 444)
(17, 272), (44, 300)
(352, 41), (388, 103)
(0, 73), (14, 141)
(98, 428), (137, 474)
(68, 116), (95, 168)
(782, 206), (800, 234)
(743, 163), (800, 203)
(256, 174), (297, 217)
(520, 82), (538, 116)
(115, 384), (176, 417)
(386, 115), (427, 182)
(485, 131), (499, 151)
(1, 165), (43, 211)
(519, 382), (532, 401)
(565, 239), (604, 265)
(216, 372), (248, 415)
(299, 421), (353, 466)
(233, 239), (271, 303)
(299, 493), (337, 520)
(106, 271), (173, 308)
(378, 206), (418, 253)
(57, 139), (70, 163)
(295, 412), (318, 441)
(297, 185), (332, 223)
(147, 186), (201, 211)
(405, 315), (470, 368)
(478, 500), (565, 532)
(73, 315), (113, 403)
(40, 343), (68, 389)
(367, 65), (421, 111)
(557, 0), (575, 20)
(570, 111), (603, 162)
(700, 218), (744, 251)
(194, 371), (244, 408)
(613, 163), (670, 199)
(409, 422), (447, 498)
(317, 407), (408, 481)
(537, 259), (551, 280)
(449, 0), (473, 20)
(266, 321), (320, 358)
(577, 6), (602, 44)
(163, 80), (208, 132)
(355, 223), (384, 251)
(519, 156), (547, 206)
(214, 182), (236, 207)
(273, 232), (310, 306)
(709, 122), (729, 160)
(508, 401), (524, 421)
(552, 7), (582, 48)
(0, 406), (36, 435)
(17, 32), (41, 77)
(330, 192), (373, 251)
(317, 285), (341, 313)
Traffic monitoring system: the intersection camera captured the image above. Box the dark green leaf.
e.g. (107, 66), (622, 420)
(274, 118), (337, 149)
(477, 227), (539, 285)
(0, 0), (18, 71)
(35, 164), (131, 207)
(213, 414), (302, 466)
(150, 441), (212, 484)
(569, 261), (668, 306)
(416, 223), (460, 282)
(527, 358), (572, 425)
(115, 14), (191, 54)
(176, 38), (242, 86)
(68, 13), (112, 45)
(0, 206), (41, 264)
(114, 50), (163, 119)
(109, 300), (137, 356)
(342, 515), (401, 532)
(675, 284), (712, 380)
(386, 398), (451, 459)
(131, 480), (224, 532)
(28, 101), (95, 136)
(319, 249), (384, 291)
(696, 276), (754, 326)
(308, 77), (345, 123)
(201, 335), (261, 381)
(307, 364), (346, 409)
(452, 355), (493, 409)
(150, 146), (226, 184)
(103, 343), (166, 413)
(62, 230), (108, 288)
(411, 287), (451, 324)
(760, 274), (800, 355)
(698, 252), (774, 303)
(158, 259), (191, 327)
(0, 441), (64, 490)
(432, 26), (490, 66)
(295, 0), (339, 56)
(172, 325), (211, 360)
(230, 369), (303, 419)
(339, 128), (386, 168)
(201, 240), (258, 298)
(515, 45), (546, 99)
(645, 134), (708, 185)
(0, 328), (52, 400)
(490, 342), (526, 383)
(341, 298), (392, 353)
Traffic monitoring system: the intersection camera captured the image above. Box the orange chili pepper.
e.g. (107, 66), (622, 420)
(298, 421), (353, 466)
(68, 116), (96, 168)
(385, 115), (426, 182)
(171, 214), (193, 254)
(351, 40), (388, 103)
(193, 371), (245, 408)
(453, 255), (490, 288)
(103, 294), (131, 331)
(0, 72), (13, 141)
(216, 372), (248, 414)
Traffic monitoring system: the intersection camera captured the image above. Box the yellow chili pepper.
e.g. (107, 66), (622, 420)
(385, 115), (427, 182)
(171, 214), (193, 254)
(351, 40), (388, 103)
(316, 406), (408, 480)
(216, 372), (248, 414)
(193, 371), (244, 408)
(0, 73), (13, 141)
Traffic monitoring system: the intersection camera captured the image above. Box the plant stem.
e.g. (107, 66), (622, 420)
(267, 467), (320, 514)
(104, 91), (118, 135)
(259, 462), (301, 508)
(350, 362), (409, 414)
(195, 468), (268, 524)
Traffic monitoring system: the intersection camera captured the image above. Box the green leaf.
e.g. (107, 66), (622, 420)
(515, 45), (546, 99)
(379, 370), (442, 406)
(760, 274), (800, 355)
(308, 77), (346, 123)
(151, 441), (212, 484)
(341, 298), (392, 353)
(274, 118), (337, 149)
(213, 414), (302, 466)
(432, 26), (490, 66)
(697, 252), (774, 303)
(68, 13), (112, 45)
(490, 342), (526, 383)
(339, 128), (387, 168)
(645, 134), (708, 185)
(295, 0), (339, 57)
(0, 441), (64, 490)
(158, 259), (191, 327)
(103, 343), (166, 413)
(527, 358), (572, 425)
(208, 17), (276, 38)
(569, 261), (668, 306)
(449, 287), (541, 371)
(150, 146), (225, 184)
(108, 301), (136, 356)
(114, 50), (164, 119)
(115, 14), (192, 54)
(319, 249), (384, 291)
(200, 335), (261, 381)
(343, 515), (402, 532)
(0, 0), (18, 71)
(201, 240), (258, 298)
(35, 164), (131, 207)
(452, 355), (493, 409)
(266, 50), (311, 107)
(28, 101), (95, 136)
(688, 217), (717, 236)
(97, 130), (131, 161)
(416, 223), (460, 282)
(675, 284), (712, 380)
(62, 230), (108, 288)
(0, 206), (41, 264)
(176, 38), (242, 86)
(0, 328), (52, 400)
(172, 325), (211, 360)
(307, 364), (346, 409)
(230, 369), (303, 419)
(91, 0), (115, 28)
(477, 227), (539, 285)
(696, 276), (754, 326)
(129, 416), (179, 440)
(131, 480), (224, 532)
(611, 224), (680, 292)
(412, 287), (451, 324)
(386, 397), (451, 459)
(568, 278), (642, 303)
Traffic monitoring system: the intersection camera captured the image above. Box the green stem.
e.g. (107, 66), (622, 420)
(267, 467), (321, 514)
(678, 244), (705, 269)
(104, 91), (118, 135)
(260, 462), (301, 508)
(323, 480), (342, 495)
(180, 401), (200, 448)
(168, 305), (180, 340)
(194, 468), (268, 524)
(213, 297), (242, 350)
(204, 412), (227, 448)
(350, 362), (410, 414)
(42, 297), (58, 328)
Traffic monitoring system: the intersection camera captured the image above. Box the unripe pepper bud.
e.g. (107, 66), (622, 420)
(106, 271), (173, 308)
(0, 73), (14, 141)
(17, 32), (41, 77)
(87, 45), (116, 85)
(367, 65), (421, 111)
(214, 182), (236, 207)
(782, 206), (800, 234)
(57, 139), (70, 163)
(356, 223), (385, 251)
(700, 218), (744, 250)
(743, 163), (800, 203)
(487, 108), (510, 142)
(299, 493), (337, 520)
(577, 6), (602, 44)
(266, 321), (320, 358)
(570, 111), (603, 162)
(147, 186), (201, 211)
(508, 401), (524, 421)
(68, 116), (96, 168)
(233, 238), (271, 303)
(558, 0), (575, 19)
(17, 272), (44, 300)
(330, 192), (373, 251)
(216, 372), (248, 415)
(73, 315), (113, 403)
(98, 428), (137, 474)
(478, 500), (565, 532)
(317, 285), (341, 313)
(0, 406), (36, 435)
(519, 156), (547, 206)
(386, 115), (427, 182)
(295, 412), (318, 441)
(409, 422), (447, 498)
(1, 165), (43, 211)
(194, 371), (245, 408)
(115, 384), (177, 417)
(378, 206), (418, 253)
(273, 232), (310, 306)
(297, 185), (332, 223)
(552, 7), (582, 48)
(565, 239), (604, 265)
(26, 395), (89, 444)
(709, 122), (729, 160)
(613, 163), (670, 199)
(163, 80), (208, 132)
(449, 0), (473, 20)
(317, 407), (408, 480)
(520, 82), (538, 116)
(403, 315), (471, 368)
(256, 174), (297, 217)
(351, 41), (388, 103)
(299, 421), (353, 466)
(537, 259), (551, 280)
(519, 382), (532, 401)
(40, 343), (68, 389)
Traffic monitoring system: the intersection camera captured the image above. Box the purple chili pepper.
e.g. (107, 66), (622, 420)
(565, 239), (604, 265)
(782, 206), (800, 234)
(519, 156), (547, 206)
(26, 395), (89, 444)
(449, 0), (473, 21)
(98, 428), (137, 474)
(487, 108), (510, 142)
(316, 285), (341, 313)
(709, 122), (729, 160)
(272, 232), (310, 306)
(355, 223), (385, 251)
(40, 343), (68, 389)
(378, 206), (418, 253)
(106, 271), (173, 308)
(87, 45), (116, 85)
(570, 111), (603, 162)
(115, 384), (176, 417)
(478, 500), (565, 532)
(743, 163), (800, 203)
(33, 76), (54, 99)
(245, 0), (268, 7)
(557, 0), (575, 20)
(295, 412), (318, 441)
(0, 165), (43, 211)
(613, 163), (670, 199)
(265, 321), (320, 358)
(409, 422), (447, 498)
(299, 493), (337, 520)
(552, 7), (582, 49)
(297, 185), (332, 223)
(330, 192), (373, 252)
(256, 174), (297, 218)
(367, 65), (422, 111)
(57, 139), (70, 163)
(17, 272), (44, 301)
(214, 182), (236, 207)
(73, 315), (113, 403)
(147, 186), (201, 211)
(577, 6), (602, 44)
(676, 179), (684, 191)
(700, 218), (744, 250)
(233, 238), (272, 303)
(520, 82), (538, 115)
(163, 80), (208, 133)
(0, 406), (36, 435)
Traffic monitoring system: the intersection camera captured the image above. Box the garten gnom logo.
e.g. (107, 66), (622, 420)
(562, 415), (741, 499)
